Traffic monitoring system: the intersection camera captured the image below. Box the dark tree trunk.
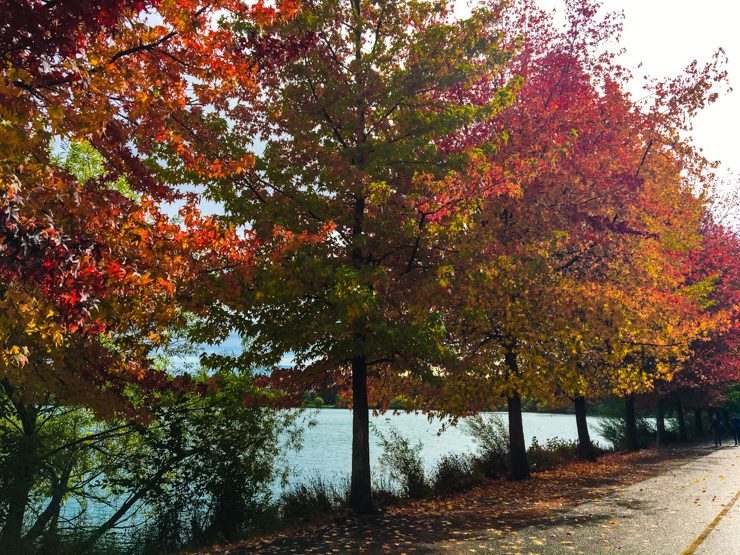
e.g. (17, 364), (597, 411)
(694, 407), (704, 437)
(675, 398), (688, 442)
(349, 355), (373, 514)
(347, 0), (371, 513)
(507, 392), (530, 479)
(574, 396), (596, 461)
(656, 397), (667, 445)
(624, 394), (639, 451)
(503, 345), (529, 480)
(1, 464), (34, 548)
(0, 403), (38, 548)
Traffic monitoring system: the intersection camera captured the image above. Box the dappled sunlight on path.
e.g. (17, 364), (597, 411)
(205, 445), (721, 554)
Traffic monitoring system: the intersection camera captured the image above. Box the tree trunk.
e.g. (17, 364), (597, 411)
(348, 6), (370, 507)
(656, 397), (667, 445)
(624, 393), (639, 451)
(0, 403), (38, 549)
(26, 458), (74, 543)
(694, 407), (704, 437)
(503, 345), (529, 480)
(675, 398), (688, 442)
(1, 463), (35, 548)
(349, 355), (373, 514)
(507, 392), (530, 479)
(574, 396), (596, 460)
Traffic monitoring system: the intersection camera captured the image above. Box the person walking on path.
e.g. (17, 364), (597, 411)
(710, 412), (723, 447)
(730, 414), (740, 446)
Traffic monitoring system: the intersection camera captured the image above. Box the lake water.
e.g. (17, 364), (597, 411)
(281, 410), (611, 490)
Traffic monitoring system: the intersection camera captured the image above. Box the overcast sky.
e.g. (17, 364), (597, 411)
(500, 0), (739, 176)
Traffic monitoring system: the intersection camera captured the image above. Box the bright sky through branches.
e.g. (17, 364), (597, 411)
(182, 1), (739, 219)
(458, 0), (740, 175)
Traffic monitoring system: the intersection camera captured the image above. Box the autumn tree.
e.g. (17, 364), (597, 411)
(0, 0), (308, 411)
(650, 218), (740, 442)
(1, 4), (303, 541)
(190, 0), (521, 513)
(425, 0), (727, 474)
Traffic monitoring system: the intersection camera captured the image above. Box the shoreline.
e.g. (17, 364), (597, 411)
(200, 443), (727, 554)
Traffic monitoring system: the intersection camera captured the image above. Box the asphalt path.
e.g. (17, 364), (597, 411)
(437, 444), (739, 555)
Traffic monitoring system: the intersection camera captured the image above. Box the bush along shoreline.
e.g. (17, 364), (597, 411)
(240, 414), (615, 544)
(242, 409), (706, 544)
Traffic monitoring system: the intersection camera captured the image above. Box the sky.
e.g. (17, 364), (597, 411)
(499, 0), (740, 176)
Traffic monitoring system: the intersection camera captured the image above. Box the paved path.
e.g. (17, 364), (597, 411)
(216, 445), (737, 555)
(435, 445), (739, 555)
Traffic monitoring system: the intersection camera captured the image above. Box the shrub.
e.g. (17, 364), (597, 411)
(527, 437), (579, 472)
(371, 472), (403, 506)
(373, 425), (429, 499)
(280, 475), (346, 525)
(663, 418), (681, 442)
(431, 454), (485, 496)
(463, 414), (510, 477)
(597, 416), (656, 450)
(0, 378), (301, 555)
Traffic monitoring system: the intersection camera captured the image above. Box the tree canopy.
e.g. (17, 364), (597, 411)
(0, 0), (737, 527)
